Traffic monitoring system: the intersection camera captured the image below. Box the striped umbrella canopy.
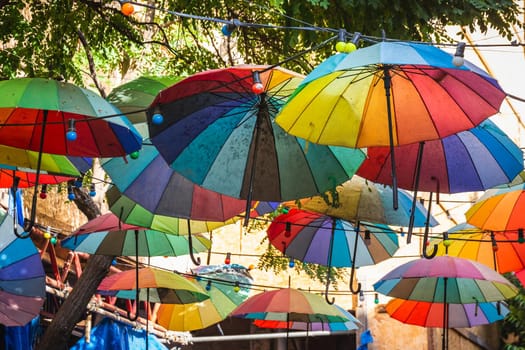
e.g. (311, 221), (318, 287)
(60, 212), (211, 257)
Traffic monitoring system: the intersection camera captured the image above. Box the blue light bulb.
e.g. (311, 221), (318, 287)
(152, 113), (164, 125)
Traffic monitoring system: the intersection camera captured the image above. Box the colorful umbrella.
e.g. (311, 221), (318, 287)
(374, 256), (518, 303)
(276, 42), (505, 148)
(285, 176), (438, 228)
(465, 188), (525, 231)
(60, 212), (211, 257)
(0, 209), (46, 326)
(516, 269), (525, 287)
(268, 208), (399, 297)
(0, 77), (142, 234)
(106, 185), (234, 236)
(0, 77), (142, 157)
(432, 223), (525, 273)
(146, 65), (366, 224)
(385, 298), (509, 328)
(357, 119), (523, 194)
(276, 41), (506, 210)
(357, 118), (523, 247)
(156, 264), (253, 331)
(98, 267), (209, 305)
(107, 75), (182, 138)
(253, 304), (360, 332)
(231, 287), (352, 323)
(102, 143), (250, 223)
(0, 144), (84, 177)
(374, 255), (518, 350)
(0, 166), (73, 188)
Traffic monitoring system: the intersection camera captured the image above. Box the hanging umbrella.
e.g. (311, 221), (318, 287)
(516, 269), (525, 287)
(0, 144), (85, 177)
(102, 143), (251, 223)
(465, 188), (525, 231)
(0, 77), (142, 157)
(276, 41), (506, 211)
(374, 255), (518, 303)
(284, 176), (438, 228)
(230, 287), (352, 323)
(356, 118), (523, 248)
(267, 208), (399, 297)
(98, 267), (209, 305)
(0, 166), (73, 188)
(432, 222), (525, 274)
(60, 212), (211, 257)
(0, 209), (46, 326)
(156, 264), (253, 331)
(146, 65), (366, 225)
(107, 75), (182, 138)
(357, 118), (523, 195)
(0, 77), (142, 234)
(106, 186), (235, 237)
(374, 256), (518, 350)
(253, 304), (360, 332)
(385, 298), (509, 328)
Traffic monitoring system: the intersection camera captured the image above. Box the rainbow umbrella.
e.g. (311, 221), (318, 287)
(465, 188), (525, 231)
(0, 166), (73, 188)
(156, 264), (252, 331)
(374, 256), (518, 350)
(267, 208), (399, 298)
(432, 222), (525, 274)
(385, 298), (509, 328)
(146, 65), (366, 225)
(276, 41), (506, 211)
(60, 212), (211, 257)
(98, 267), (209, 305)
(0, 77), (142, 234)
(253, 304), (360, 332)
(0, 209), (46, 326)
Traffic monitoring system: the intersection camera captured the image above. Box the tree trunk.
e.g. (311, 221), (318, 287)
(36, 188), (113, 350)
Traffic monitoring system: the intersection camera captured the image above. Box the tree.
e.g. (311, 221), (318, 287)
(0, 1), (520, 349)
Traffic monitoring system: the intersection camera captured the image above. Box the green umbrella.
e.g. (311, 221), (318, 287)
(60, 212), (211, 257)
(157, 264), (253, 331)
(107, 76), (182, 138)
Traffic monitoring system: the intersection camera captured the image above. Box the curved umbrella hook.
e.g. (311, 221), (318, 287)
(324, 217), (336, 304)
(11, 176), (31, 239)
(349, 221), (361, 294)
(186, 219), (201, 265)
(127, 229), (140, 321)
(422, 191), (437, 259)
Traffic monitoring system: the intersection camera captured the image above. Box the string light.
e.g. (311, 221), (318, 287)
(251, 71), (264, 94)
(374, 293), (380, 304)
(452, 42), (466, 66)
(66, 119), (77, 141)
(39, 184), (48, 199)
(224, 252), (231, 265)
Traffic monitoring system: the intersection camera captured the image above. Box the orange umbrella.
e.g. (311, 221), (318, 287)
(466, 189), (525, 231)
(433, 223), (525, 273)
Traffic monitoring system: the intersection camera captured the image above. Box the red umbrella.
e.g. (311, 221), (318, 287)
(385, 298), (509, 328)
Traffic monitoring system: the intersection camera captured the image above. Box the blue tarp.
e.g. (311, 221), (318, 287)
(4, 316), (41, 349)
(357, 329), (374, 350)
(70, 318), (168, 350)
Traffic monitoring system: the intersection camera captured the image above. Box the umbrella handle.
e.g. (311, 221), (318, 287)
(11, 177), (31, 239)
(127, 299), (139, 321)
(186, 220), (201, 265)
(324, 217), (336, 304)
(349, 263), (362, 293)
(349, 223), (362, 294)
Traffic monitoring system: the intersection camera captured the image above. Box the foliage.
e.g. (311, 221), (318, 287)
(501, 273), (525, 349)
(0, 0), (521, 89)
